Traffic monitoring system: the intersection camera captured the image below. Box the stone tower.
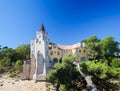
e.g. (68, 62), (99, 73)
(30, 24), (50, 81)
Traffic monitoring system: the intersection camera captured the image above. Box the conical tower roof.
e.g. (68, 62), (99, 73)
(40, 24), (45, 31)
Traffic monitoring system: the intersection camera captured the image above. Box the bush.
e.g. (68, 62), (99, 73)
(85, 61), (110, 79)
(0, 67), (4, 74)
(0, 58), (11, 67)
(14, 60), (22, 69)
(47, 55), (87, 91)
(9, 73), (18, 78)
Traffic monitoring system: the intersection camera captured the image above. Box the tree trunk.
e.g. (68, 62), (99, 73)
(76, 63), (97, 91)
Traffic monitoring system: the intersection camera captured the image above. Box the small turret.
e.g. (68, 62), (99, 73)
(40, 24), (45, 32)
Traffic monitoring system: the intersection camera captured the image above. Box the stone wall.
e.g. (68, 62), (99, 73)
(30, 55), (36, 80)
(22, 59), (31, 80)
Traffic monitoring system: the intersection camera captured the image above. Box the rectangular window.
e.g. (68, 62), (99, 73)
(50, 51), (53, 55)
(76, 49), (78, 54)
(36, 39), (38, 43)
(83, 50), (86, 53)
(57, 51), (60, 55)
(39, 41), (41, 44)
(79, 50), (81, 53)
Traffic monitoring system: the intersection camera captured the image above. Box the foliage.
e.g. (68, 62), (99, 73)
(15, 44), (30, 60)
(84, 36), (120, 63)
(9, 73), (18, 78)
(47, 55), (87, 91)
(0, 47), (16, 62)
(14, 60), (23, 69)
(49, 42), (56, 45)
(0, 44), (30, 73)
(47, 55), (120, 90)
(0, 57), (11, 67)
(83, 36), (102, 60)
(110, 58), (120, 68)
(99, 37), (120, 60)
(82, 61), (120, 79)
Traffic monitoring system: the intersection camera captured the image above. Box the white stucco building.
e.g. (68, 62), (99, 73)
(30, 24), (51, 81)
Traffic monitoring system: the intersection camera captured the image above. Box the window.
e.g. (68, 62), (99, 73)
(36, 38), (38, 43)
(53, 46), (56, 48)
(39, 41), (41, 44)
(76, 49), (79, 54)
(66, 50), (68, 53)
(79, 50), (81, 53)
(49, 60), (51, 63)
(39, 35), (41, 38)
(57, 51), (60, 55)
(43, 35), (45, 40)
(49, 47), (52, 50)
(81, 57), (86, 61)
(83, 50), (86, 53)
(50, 51), (53, 55)
(81, 44), (83, 48)
(63, 50), (65, 54)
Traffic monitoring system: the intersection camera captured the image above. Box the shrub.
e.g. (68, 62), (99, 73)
(14, 60), (22, 69)
(9, 73), (18, 78)
(0, 58), (11, 67)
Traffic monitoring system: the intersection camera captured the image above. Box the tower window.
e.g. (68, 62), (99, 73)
(36, 39), (38, 43)
(39, 41), (41, 44)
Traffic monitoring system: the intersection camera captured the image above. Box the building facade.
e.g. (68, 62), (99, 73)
(48, 42), (87, 65)
(22, 24), (87, 81)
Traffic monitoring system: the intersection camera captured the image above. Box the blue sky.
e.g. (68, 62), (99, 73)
(0, 0), (120, 48)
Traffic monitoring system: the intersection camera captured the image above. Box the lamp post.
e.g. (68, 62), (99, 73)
(73, 62), (97, 91)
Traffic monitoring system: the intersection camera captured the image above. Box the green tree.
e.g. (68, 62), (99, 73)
(15, 44), (30, 60)
(81, 60), (120, 90)
(110, 58), (120, 68)
(0, 57), (11, 67)
(83, 36), (101, 60)
(47, 55), (87, 91)
(100, 36), (120, 61)
(83, 36), (120, 62)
